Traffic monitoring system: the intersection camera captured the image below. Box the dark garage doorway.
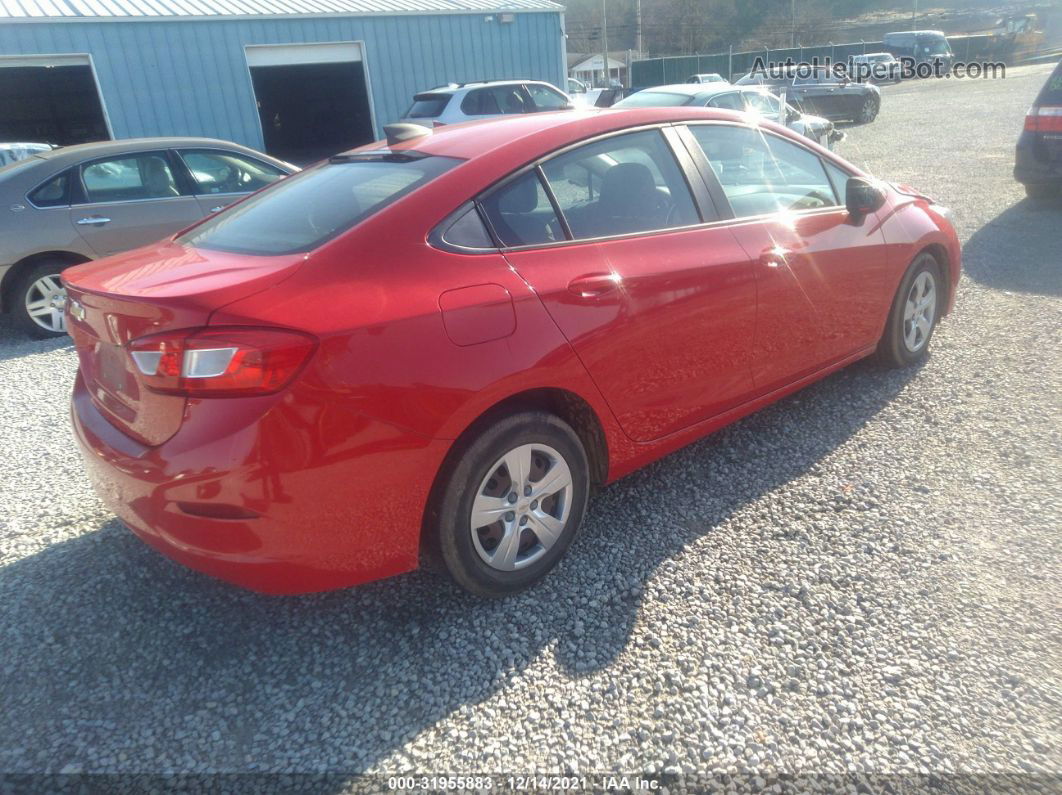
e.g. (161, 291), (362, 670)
(250, 61), (375, 165)
(0, 63), (110, 146)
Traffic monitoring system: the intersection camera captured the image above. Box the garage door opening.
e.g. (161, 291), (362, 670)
(0, 56), (110, 146)
(247, 43), (375, 165)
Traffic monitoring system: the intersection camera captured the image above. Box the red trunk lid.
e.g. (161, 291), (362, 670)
(63, 242), (305, 446)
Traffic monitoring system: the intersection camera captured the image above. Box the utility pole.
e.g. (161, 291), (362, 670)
(600, 0), (609, 87)
(635, 0), (644, 57)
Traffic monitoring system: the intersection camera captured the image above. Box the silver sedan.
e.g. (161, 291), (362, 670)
(0, 137), (296, 338)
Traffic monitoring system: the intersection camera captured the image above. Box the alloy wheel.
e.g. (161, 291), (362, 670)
(470, 443), (573, 572)
(25, 274), (67, 334)
(903, 270), (936, 353)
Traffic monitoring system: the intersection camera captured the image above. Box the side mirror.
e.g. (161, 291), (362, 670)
(845, 177), (886, 220)
(563, 102), (576, 110)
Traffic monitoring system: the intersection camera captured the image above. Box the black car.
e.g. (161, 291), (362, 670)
(1015, 61), (1062, 200)
(736, 67), (881, 124)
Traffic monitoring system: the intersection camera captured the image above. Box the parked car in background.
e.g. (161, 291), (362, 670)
(849, 53), (901, 85)
(883, 30), (954, 73)
(567, 78), (588, 95)
(1015, 60), (1062, 200)
(0, 137), (295, 337)
(64, 108), (959, 598)
(614, 84), (844, 149)
(0, 143), (55, 167)
(400, 80), (573, 126)
(687, 73), (726, 84)
(737, 67), (881, 123)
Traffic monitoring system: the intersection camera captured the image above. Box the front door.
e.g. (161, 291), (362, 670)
(69, 151), (203, 256)
(685, 123), (891, 393)
(481, 128), (758, 442)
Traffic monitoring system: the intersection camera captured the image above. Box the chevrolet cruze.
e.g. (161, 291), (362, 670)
(64, 108), (960, 598)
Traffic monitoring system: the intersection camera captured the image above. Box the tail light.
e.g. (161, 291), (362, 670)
(1024, 106), (1062, 133)
(128, 327), (316, 397)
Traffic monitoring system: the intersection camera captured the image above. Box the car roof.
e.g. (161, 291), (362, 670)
(629, 83), (744, 99)
(29, 137), (288, 168)
(359, 106), (778, 163)
(417, 79), (546, 96)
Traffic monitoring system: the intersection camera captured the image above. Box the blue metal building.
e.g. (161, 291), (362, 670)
(0, 0), (566, 160)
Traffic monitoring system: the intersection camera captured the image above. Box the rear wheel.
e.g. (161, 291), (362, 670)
(432, 411), (589, 598)
(1024, 183), (1056, 201)
(877, 252), (943, 368)
(12, 261), (69, 339)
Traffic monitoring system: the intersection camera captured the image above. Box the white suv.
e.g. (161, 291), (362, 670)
(400, 80), (573, 126)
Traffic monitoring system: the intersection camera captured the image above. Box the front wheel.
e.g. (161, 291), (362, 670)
(13, 261), (69, 338)
(876, 253), (943, 368)
(431, 411), (589, 598)
(858, 95), (879, 124)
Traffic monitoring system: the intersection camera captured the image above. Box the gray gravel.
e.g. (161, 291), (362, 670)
(1, 64), (1060, 788)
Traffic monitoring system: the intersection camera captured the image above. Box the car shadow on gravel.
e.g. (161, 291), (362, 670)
(963, 197), (1062, 297)
(0, 358), (925, 777)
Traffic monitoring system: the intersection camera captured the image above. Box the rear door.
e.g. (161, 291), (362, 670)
(684, 122), (891, 393)
(69, 151), (203, 256)
(481, 127), (758, 442)
(175, 148), (288, 215)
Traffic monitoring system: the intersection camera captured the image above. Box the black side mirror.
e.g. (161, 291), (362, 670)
(845, 177), (886, 221)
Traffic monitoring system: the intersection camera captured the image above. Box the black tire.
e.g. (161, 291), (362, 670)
(430, 411), (589, 598)
(1024, 183), (1056, 201)
(11, 260), (69, 339)
(858, 95), (880, 124)
(876, 252), (944, 368)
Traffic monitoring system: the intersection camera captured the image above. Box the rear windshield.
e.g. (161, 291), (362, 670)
(616, 91), (695, 108)
(178, 154), (460, 255)
(1037, 63), (1062, 105)
(405, 94), (451, 118)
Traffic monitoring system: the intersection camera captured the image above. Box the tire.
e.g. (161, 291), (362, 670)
(12, 260), (70, 339)
(1024, 183), (1056, 201)
(430, 410), (589, 598)
(876, 252), (944, 368)
(858, 95), (879, 124)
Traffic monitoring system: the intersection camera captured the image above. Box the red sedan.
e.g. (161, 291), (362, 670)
(64, 108), (960, 598)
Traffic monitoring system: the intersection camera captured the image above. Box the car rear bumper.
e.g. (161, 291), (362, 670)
(1015, 135), (1062, 186)
(71, 372), (449, 594)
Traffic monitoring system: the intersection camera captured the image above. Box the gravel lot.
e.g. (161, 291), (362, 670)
(1, 64), (1060, 789)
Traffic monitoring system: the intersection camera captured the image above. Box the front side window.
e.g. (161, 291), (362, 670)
(179, 150), (285, 195)
(743, 91), (782, 117)
(688, 125), (837, 217)
(526, 84), (569, 111)
(707, 93), (745, 110)
(80, 153), (181, 204)
(479, 171), (562, 247)
(541, 129), (700, 240)
(179, 154), (460, 255)
(28, 171), (71, 208)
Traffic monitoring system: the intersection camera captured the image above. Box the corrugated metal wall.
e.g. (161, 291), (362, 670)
(0, 12), (565, 147)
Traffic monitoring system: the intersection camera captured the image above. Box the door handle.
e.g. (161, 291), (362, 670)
(209, 206), (225, 213)
(76, 216), (111, 226)
(760, 247), (789, 268)
(567, 272), (619, 298)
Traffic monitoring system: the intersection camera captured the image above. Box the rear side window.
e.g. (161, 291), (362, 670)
(406, 94), (451, 118)
(29, 171), (71, 208)
(541, 129), (701, 239)
(1037, 64), (1062, 105)
(480, 171), (562, 247)
(80, 153), (182, 203)
(461, 86), (531, 116)
(179, 154), (460, 255)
